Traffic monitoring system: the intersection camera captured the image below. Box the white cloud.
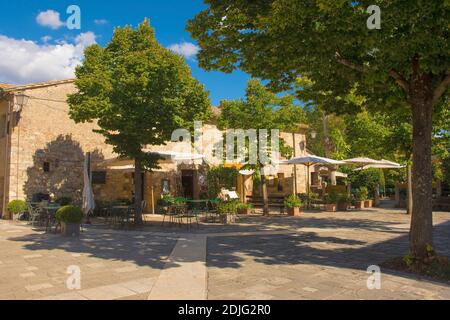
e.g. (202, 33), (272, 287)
(94, 19), (108, 25)
(0, 32), (97, 84)
(36, 10), (65, 29)
(75, 32), (97, 47)
(168, 42), (200, 60)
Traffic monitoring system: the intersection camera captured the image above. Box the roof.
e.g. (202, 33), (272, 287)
(0, 79), (75, 93)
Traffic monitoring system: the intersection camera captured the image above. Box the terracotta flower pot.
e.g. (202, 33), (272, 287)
(365, 200), (373, 208)
(354, 201), (365, 209)
(61, 222), (81, 237)
(337, 202), (349, 211)
(287, 207), (301, 217)
(325, 204), (337, 212)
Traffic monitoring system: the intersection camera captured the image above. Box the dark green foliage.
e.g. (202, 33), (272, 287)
(217, 201), (238, 215)
(284, 194), (302, 208)
(55, 197), (72, 206)
(206, 166), (238, 198)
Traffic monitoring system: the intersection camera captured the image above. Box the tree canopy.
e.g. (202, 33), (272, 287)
(68, 19), (211, 221)
(188, 0), (450, 259)
(69, 19), (211, 171)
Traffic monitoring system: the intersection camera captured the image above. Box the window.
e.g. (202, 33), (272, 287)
(92, 171), (107, 184)
(162, 179), (170, 194)
(43, 162), (50, 173)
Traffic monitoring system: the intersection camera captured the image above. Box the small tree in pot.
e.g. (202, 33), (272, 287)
(7, 200), (28, 221)
(284, 195), (302, 217)
(236, 203), (254, 215)
(337, 193), (351, 211)
(56, 205), (84, 237)
(324, 190), (339, 212)
(354, 187), (368, 209)
(217, 201), (238, 224)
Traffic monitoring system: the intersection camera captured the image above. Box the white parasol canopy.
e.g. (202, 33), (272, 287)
(342, 157), (385, 166)
(284, 155), (346, 166)
(353, 159), (404, 171)
(82, 153), (95, 216)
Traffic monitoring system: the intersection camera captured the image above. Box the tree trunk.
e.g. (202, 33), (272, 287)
(260, 172), (269, 216)
(409, 76), (434, 260)
(134, 158), (143, 225)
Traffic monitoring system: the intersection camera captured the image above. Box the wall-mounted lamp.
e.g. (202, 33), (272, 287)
(310, 130), (317, 139)
(13, 92), (29, 112)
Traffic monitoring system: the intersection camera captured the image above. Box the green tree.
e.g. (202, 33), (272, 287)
(218, 79), (304, 214)
(188, 1), (450, 260)
(68, 20), (210, 223)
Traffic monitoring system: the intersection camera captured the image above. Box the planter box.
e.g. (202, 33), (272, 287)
(365, 200), (373, 208)
(287, 207), (301, 217)
(237, 208), (251, 215)
(337, 202), (349, 211)
(354, 201), (365, 209)
(220, 214), (236, 224)
(325, 204), (337, 212)
(61, 222), (81, 237)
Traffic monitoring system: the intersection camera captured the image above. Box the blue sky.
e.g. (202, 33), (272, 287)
(0, 0), (251, 105)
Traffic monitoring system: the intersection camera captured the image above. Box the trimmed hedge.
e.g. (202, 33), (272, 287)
(56, 205), (84, 223)
(7, 200), (27, 214)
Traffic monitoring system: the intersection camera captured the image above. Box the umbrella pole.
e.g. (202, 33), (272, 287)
(85, 152), (92, 225)
(307, 165), (310, 209)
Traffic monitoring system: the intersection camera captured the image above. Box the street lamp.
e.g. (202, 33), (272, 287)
(14, 92), (29, 112)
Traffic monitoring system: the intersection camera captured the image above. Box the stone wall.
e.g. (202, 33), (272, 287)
(4, 81), (115, 212)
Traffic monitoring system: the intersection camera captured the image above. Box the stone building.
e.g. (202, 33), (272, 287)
(0, 79), (311, 217)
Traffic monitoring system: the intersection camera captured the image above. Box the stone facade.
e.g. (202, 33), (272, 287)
(0, 79), (310, 217)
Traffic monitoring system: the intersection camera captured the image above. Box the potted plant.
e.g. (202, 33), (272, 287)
(284, 194), (303, 216)
(354, 187), (368, 209)
(359, 187), (372, 208)
(7, 200), (28, 221)
(337, 193), (351, 211)
(56, 205), (84, 237)
(236, 203), (254, 215)
(324, 190), (339, 212)
(217, 201), (237, 224)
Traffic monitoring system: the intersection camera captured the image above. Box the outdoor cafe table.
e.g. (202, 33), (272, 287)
(111, 205), (133, 226)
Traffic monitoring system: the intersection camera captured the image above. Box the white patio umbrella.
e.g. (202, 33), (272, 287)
(354, 159), (404, 171)
(285, 155), (346, 207)
(82, 152), (95, 220)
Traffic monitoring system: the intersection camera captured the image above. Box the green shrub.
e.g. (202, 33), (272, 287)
(338, 193), (352, 203)
(217, 201), (238, 215)
(56, 196), (72, 206)
(7, 200), (27, 214)
(236, 202), (254, 210)
(55, 205), (84, 223)
(206, 166), (238, 198)
(324, 190), (340, 204)
(355, 187), (369, 201)
(284, 194), (303, 208)
(159, 195), (175, 206)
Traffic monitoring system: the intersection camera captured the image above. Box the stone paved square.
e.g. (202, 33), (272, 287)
(0, 208), (449, 300)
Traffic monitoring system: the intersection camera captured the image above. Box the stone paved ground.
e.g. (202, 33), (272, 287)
(207, 209), (450, 300)
(0, 223), (177, 300)
(0, 207), (449, 300)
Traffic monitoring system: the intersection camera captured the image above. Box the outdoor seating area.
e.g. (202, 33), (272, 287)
(26, 201), (62, 233)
